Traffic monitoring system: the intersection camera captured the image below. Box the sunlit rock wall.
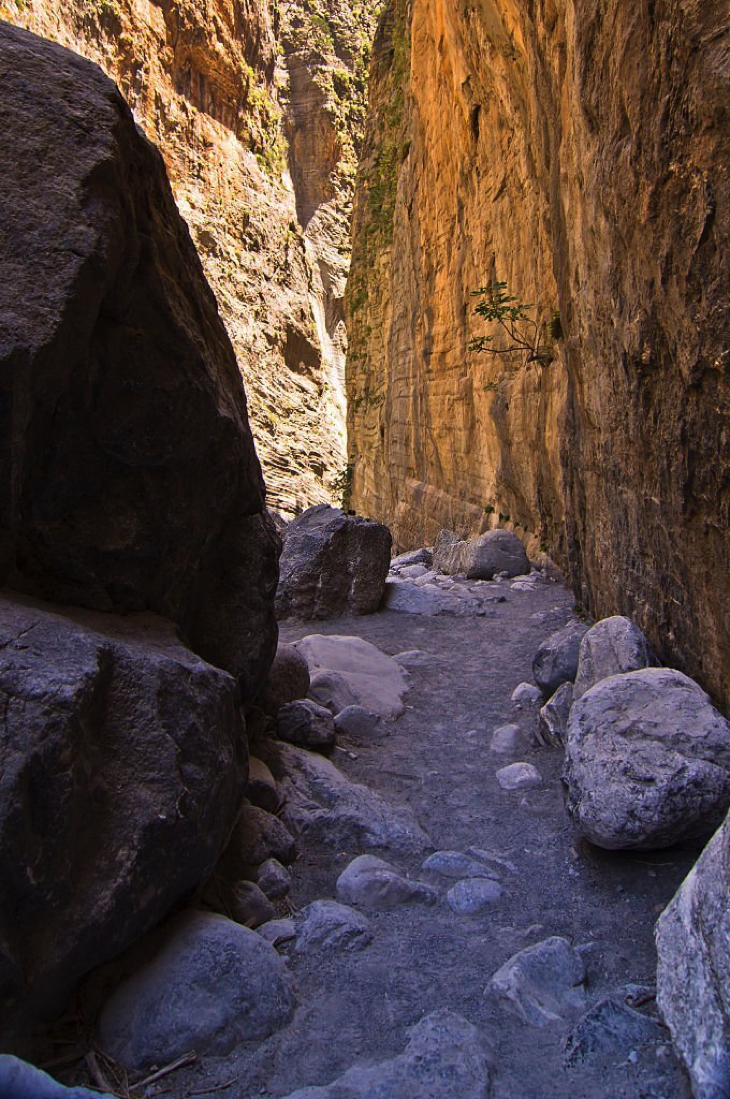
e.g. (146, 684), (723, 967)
(347, 0), (730, 710)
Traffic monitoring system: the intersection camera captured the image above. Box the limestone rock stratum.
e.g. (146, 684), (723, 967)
(0, 593), (246, 1041)
(346, 0), (730, 713)
(0, 22), (278, 696)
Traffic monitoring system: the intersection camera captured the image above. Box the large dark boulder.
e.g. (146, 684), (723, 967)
(276, 505), (392, 619)
(0, 592), (247, 1042)
(0, 22), (278, 698)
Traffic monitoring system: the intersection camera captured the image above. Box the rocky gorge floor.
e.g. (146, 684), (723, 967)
(56, 566), (705, 1099)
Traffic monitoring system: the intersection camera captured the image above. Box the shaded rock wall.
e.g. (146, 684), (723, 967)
(2, 0), (381, 515)
(0, 20), (277, 696)
(346, 0), (730, 710)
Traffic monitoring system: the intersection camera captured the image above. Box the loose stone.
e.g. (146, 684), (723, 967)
(496, 763), (543, 791)
(488, 936), (586, 1026)
(257, 918), (297, 947)
(295, 900), (373, 954)
(564, 668), (730, 849)
(277, 1010), (492, 1099)
(511, 682), (543, 704)
(422, 851), (500, 879)
(447, 878), (503, 914)
(491, 723), (532, 754)
(98, 911), (295, 1071)
(573, 616), (653, 699)
(336, 855), (438, 909)
(277, 699), (336, 753)
(334, 705), (383, 740)
(258, 858), (292, 901)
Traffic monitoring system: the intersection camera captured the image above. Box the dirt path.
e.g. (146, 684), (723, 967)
(157, 576), (697, 1098)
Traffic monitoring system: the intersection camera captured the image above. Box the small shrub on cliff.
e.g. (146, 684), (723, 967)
(332, 464), (354, 509)
(470, 281), (553, 365)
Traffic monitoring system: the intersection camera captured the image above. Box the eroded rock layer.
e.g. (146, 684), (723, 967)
(1, 0), (381, 514)
(346, 0), (730, 710)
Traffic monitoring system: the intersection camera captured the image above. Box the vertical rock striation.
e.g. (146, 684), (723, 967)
(1, 0), (380, 514)
(346, 0), (730, 711)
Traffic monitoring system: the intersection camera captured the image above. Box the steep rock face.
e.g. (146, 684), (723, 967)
(346, 0), (730, 710)
(2, 0), (380, 515)
(0, 21), (277, 694)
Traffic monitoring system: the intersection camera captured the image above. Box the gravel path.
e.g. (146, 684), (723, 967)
(138, 576), (698, 1098)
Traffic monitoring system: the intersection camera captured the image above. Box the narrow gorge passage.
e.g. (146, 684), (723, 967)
(143, 574), (697, 1099)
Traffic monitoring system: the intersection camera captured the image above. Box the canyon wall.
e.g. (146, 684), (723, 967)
(346, 0), (730, 711)
(1, 0), (380, 514)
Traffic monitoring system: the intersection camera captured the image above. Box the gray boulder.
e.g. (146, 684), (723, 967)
(257, 859), (292, 901)
(258, 643), (310, 717)
(390, 548), (433, 570)
(0, 593), (245, 1040)
(308, 670), (359, 715)
(218, 805), (297, 876)
(246, 757), (281, 814)
(656, 810), (730, 1098)
(278, 1010), (492, 1099)
(573, 616), (653, 699)
(488, 936), (586, 1026)
(491, 724), (532, 754)
(512, 682), (543, 704)
(257, 918), (297, 947)
(434, 528), (529, 580)
(383, 579), (494, 617)
(98, 911), (294, 1071)
(222, 881), (276, 929)
(295, 901), (373, 954)
(533, 621), (590, 698)
(277, 699), (336, 753)
(0, 23), (278, 698)
(0, 1057), (113, 1099)
(538, 682), (574, 747)
(432, 530), (470, 575)
(276, 505), (391, 620)
(334, 706), (383, 740)
(496, 763), (543, 790)
(275, 743), (430, 858)
(565, 998), (665, 1066)
(336, 855), (438, 909)
(295, 634), (409, 720)
(564, 669), (730, 849)
(446, 878), (503, 914)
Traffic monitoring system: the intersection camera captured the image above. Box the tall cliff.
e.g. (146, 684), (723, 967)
(1, 0), (381, 515)
(346, 0), (730, 711)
